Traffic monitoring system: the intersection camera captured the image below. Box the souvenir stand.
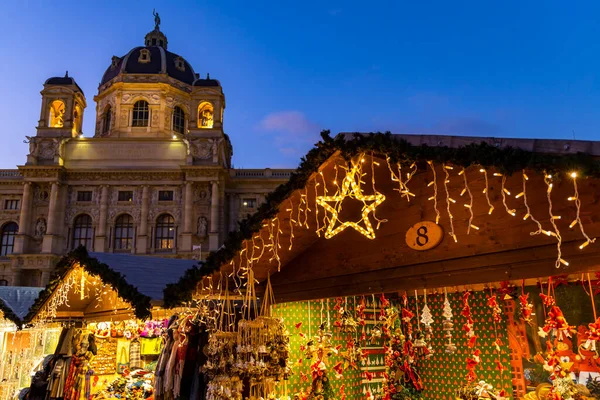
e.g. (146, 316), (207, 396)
(0, 286), (60, 400)
(164, 132), (600, 400)
(23, 247), (197, 400)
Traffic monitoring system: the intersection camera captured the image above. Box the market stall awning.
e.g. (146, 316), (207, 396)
(163, 131), (600, 307)
(87, 252), (198, 301)
(0, 286), (43, 327)
(24, 247), (199, 324)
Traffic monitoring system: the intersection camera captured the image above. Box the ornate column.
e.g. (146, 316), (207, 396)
(13, 182), (32, 253)
(94, 185), (109, 252)
(229, 193), (236, 232)
(42, 182), (60, 253)
(209, 181), (220, 251)
(136, 186), (150, 254)
(180, 182), (194, 252)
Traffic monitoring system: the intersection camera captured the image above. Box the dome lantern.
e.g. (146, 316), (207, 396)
(144, 9), (168, 49)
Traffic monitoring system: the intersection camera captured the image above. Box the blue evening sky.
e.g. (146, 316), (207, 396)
(1, 1), (599, 169)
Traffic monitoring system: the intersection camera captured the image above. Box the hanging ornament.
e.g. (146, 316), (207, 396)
(462, 290), (480, 383)
(316, 157), (386, 240)
(519, 292), (534, 325)
(442, 288), (456, 354)
(538, 293), (575, 341)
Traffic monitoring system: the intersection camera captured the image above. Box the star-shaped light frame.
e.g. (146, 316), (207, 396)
(317, 161), (386, 239)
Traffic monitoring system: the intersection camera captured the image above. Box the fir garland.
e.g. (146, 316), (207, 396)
(0, 298), (24, 327)
(163, 131), (600, 308)
(24, 246), (152, 324)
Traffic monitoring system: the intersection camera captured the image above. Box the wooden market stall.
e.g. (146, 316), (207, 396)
(22, 247), (198, 400)
(163, 132), (600, 400)
(0, 286), (60, 400)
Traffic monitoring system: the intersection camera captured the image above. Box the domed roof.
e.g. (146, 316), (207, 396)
(45, 72), (84, 94)
(193, 74), (221, 87)
(100, 45), (196, 87)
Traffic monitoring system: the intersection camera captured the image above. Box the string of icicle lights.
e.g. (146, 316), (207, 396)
(217, 155), (597, 291)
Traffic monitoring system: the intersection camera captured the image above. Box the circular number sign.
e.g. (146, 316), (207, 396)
(405, 221), (444, 251)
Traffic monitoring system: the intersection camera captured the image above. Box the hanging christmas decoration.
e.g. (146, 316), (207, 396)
(462, 291), (480, 383)
(333, 297), (358, 333)
(442, 288), (456, 354)
(538, 293), (575, 341)
(301, 323), (337, 400)
(316, 157), (386, 239)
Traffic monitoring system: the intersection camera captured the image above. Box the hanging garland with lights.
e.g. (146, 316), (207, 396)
(24, 246), (152, 324)
(164, 130), (600, 308)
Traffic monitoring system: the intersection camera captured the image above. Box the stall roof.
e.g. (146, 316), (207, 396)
(87, 252), (199, 301)
(25, 247), (201, 324)
(0, 286), (43, 326)
(163, 131), (600, 307)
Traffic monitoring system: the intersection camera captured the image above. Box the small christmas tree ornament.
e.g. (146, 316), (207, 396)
(442, 287), (456, 354)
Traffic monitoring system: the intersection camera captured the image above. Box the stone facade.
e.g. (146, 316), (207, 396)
(0, 23), (291, 287)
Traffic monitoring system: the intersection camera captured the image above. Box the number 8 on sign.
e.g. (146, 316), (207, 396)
(405, 221), (444, 251)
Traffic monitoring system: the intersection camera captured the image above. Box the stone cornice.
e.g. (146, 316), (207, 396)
(17, 166), (66, 180)
(66, 170), (184, 183)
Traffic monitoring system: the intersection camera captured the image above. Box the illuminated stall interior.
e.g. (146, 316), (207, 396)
(163, 132), (600, 400)
(0, 286), (61, 400)
(22, 248), (198, 398)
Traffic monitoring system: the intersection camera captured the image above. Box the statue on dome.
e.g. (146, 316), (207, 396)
(153, 9), (161, 30)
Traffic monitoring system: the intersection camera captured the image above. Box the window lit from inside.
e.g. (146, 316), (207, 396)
(132, 100), (149, 127)
(114, 214), (134, 251)
(155, 214), (175, 250)
(4, 200), (19, 210)
(0, 222), (18, 256)
(118, 191), (133, 202)
(158, 190), (174, 201)
(242, 198), (257, 208)
(72, 214), (93, 250)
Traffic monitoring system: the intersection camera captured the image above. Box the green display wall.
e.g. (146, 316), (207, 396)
(272, 290), (513, 400)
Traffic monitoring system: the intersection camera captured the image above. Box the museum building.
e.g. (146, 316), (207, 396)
(0, 22), (292, 287)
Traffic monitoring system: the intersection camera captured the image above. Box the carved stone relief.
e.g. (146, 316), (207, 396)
(197, 216), (208, 237)
(33, 184), (50, 206)
(34, 218), (46, 239)
(193, 184), (210, 203)
(121, 93), (161, 104)
(24, 137), (64, 160)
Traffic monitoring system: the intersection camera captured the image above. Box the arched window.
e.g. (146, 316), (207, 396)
(72, 214), (93, 250)
(0, 279), (7, 286)
(49, 100), (66, 128)
(0, 222), (18, 256)
(197, 102), (214, 128)
(102, 106), (112, 135)
(114, 214), (134, 250)
(155, 214), (175, 250)
(132, 100), (149, 127)
(172, 106), (185, 134)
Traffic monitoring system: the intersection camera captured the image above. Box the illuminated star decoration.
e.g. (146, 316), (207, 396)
(317, 159), (386, 239)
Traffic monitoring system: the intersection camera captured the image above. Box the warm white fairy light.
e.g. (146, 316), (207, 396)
(287, 198), (295, 250)
(544, 174), (567, 268)
(319, 171), (329, 231)
(386, 157), (417, 201)
(501, 176), (516, 216)
(459, 168), (476, 234)
(370, 155), (388, 229)
(518, 170), (544, 235)
(480, 168), (495, 214)
(316, 157), (386, 239)
(443, 164), (457, 242)
(428, 161), (441, 224)
(568, 171), (597, 250)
